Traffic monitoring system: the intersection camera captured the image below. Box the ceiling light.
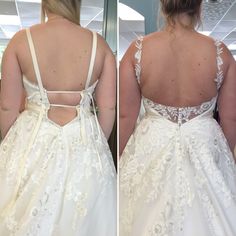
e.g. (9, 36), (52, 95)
(3, 31), (16, 39)
(17, 0), (41, 2)
(119, 3), (144, 21)
(228, 44), (236, 50)
(0, 15), (21, 26)
(198, 31), (211, 36)
(205, 0), (223, 2)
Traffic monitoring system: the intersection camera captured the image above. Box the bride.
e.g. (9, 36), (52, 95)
(119, 0), (236, 235)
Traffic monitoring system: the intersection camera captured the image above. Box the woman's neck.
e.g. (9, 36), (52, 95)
(164, 13), (196, 33)
(46, 12), (65, 22)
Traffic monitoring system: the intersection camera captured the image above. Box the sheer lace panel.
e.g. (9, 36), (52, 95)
(144, 96), (216, 125)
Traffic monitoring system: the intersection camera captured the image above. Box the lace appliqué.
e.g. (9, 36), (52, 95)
(144, 96), (216, 125)
(120, 112), (236, 236)
(149, 200), (174, 236)
(134, 36), (144, 83)
(214, 40), (224, 90)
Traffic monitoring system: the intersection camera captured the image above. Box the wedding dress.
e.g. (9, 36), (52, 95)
(119, 37), (236, 236)
(0, 28), (116, 236)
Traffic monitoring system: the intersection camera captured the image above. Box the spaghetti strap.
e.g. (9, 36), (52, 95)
(26, 28), (46, 100)
(85, 31), (97, 89)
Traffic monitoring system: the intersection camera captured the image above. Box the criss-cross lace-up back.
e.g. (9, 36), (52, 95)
(24, 28), (98, 110)
(23, 28), (99, 129)
(134, 36), (224, 125)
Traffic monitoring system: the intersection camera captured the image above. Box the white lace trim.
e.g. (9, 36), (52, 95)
(214, 40), (224, 90)
(134, 36), (143, 83)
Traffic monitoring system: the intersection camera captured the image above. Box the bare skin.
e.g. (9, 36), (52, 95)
(119, 13), (236, 155)
(0, 12), (116, 139)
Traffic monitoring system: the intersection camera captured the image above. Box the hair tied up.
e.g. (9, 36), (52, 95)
(160, 0), (203, 27)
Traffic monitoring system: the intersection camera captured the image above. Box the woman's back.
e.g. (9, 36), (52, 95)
(6, 18), (109, 126)
(139, 29), (225, 106)
(120, 20), (236, 155)
(18, 20), (104, 90)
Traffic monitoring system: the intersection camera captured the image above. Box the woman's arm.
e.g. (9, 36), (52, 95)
(95, 41), (116, 140)
(0, 38), (24, 139)
(218, 45), (236, 155)
(119, 43), (141, 156)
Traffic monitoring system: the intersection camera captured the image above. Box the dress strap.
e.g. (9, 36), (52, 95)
(134, 36), (144, 84)
(214, 40), (224, 90)
(85, 31), (97, 89)
(26, 28), (46, 100)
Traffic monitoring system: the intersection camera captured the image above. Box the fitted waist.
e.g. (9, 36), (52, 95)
(142, 96), (217, 126)
(144, 106), (215, 126)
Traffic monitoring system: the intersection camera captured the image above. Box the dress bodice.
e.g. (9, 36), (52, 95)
(134, 36), (224, 125)
(23, 75), (98, 110)
(23, 76), (41, 106)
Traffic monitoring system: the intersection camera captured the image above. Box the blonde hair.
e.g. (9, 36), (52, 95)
(160, 0), (202, 28)
(41, 0), (81, 25)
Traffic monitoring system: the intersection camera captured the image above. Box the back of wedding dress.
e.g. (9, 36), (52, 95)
(120, 30), (236, 236)
(0, 18), (117, 236)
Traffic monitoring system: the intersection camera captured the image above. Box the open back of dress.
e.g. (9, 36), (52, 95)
(24, 28), (98, 127)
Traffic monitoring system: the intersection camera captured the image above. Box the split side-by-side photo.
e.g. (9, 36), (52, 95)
(0, 0), (236, 236)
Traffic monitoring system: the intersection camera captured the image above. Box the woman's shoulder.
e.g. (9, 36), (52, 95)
(194, 32), (235, 75)
(127, 31), (169, 54)
(7, 23), (45, 50)
(200, 33), (234, 66)
(4, 28), (28, 54)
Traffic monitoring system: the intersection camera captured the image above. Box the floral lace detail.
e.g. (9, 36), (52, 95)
(215, 40), (224, 90)
(149, 199), (174, 236)
(120, 108), (236, 235)
(143, 96), (217, 125)
(0, 108), (116, 235)
(134, 36), (144, 83)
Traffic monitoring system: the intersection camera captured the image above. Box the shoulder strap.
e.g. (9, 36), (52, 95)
(26, 28), (45, 97)
(85, 31), (97, 89)
(134, 36), (144, 84)
(215, 40), (224, 90)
